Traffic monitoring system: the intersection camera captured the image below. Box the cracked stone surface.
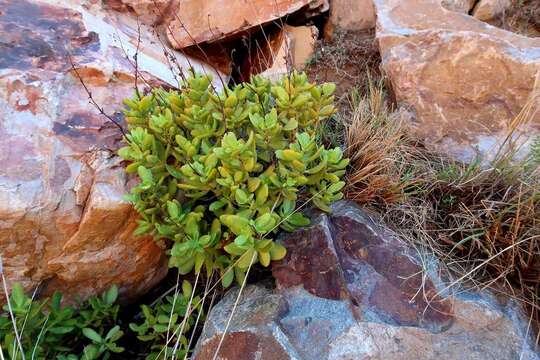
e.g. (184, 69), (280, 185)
(194, 201), (539, 359)
(0, 0), (220, 301)
(374, 0), (540, 161)
(164, 0), (328, 49)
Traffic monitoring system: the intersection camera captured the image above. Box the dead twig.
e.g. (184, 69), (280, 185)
(67, 54), (126, 137)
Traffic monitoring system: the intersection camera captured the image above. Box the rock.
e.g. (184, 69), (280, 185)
(101, 0), (180, 25)
(165, 0), (328, 49)
(289, 26), (319, 71)
(193, 285), (296, 360)
(259, 25), (319, 81)
(374, 0), (540, 161)
(473, 0), (512, 21)
(441, 0), (476, 12)
(325, 0), (376, 36)
(0, 0), (221, 301)
(194, 201), (539, 359)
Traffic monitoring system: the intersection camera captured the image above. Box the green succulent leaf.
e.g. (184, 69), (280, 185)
(270, 243), (287, 261)
(220, 215), (251, 236)
(254, 213), (276, 234)
(221, 267), (235, 288)
(82, 328), (102, 343)
(104, 285), (118, 306)
(118, 71), (348, 287)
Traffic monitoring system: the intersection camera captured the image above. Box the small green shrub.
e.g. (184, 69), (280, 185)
(76, 286), (119, 333)
(79, 326), (124, 360)
(0, 283), (121, 360)
(129, 280), (202, 360)
(119, 71), (348, 285)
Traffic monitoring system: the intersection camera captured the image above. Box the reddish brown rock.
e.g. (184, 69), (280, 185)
(374, 0), (540, 161)
(195, 332), (291, 360)
(0, 0), (220, 301)
(259, 25), (318, 81)
(193, 285), (295, 360)
(273, 202), (453, 330)
(165, 0), (328, 49)
(194, 202), (539, 359)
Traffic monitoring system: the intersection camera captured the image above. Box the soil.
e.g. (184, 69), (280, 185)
(305, 29), (382, 114)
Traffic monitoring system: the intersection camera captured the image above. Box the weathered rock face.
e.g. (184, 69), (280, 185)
(441, 0), (476, 12)
(472, 0), (512, 21)
(375, 0), (540, 161)
(325, 0), (376, 35)
(0, 0), (220, 301)
(166, 0), (328, 49)
(194, 202), (539, 359)
(273, 202), (453, 332)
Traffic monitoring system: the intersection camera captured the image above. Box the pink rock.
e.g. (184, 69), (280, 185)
(101, 0), (181, 25)
(0, 0), (220, 301)
(441, 0), (476, 13)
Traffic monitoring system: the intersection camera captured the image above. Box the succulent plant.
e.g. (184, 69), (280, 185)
(118, 71), (348, 286)
(129, 280), (202, 360)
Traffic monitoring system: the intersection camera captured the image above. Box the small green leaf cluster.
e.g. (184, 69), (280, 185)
(0, 283), (122, 360)
(129, 280), (202, 360)
(78, 326), (124, 360)
(119, 71), (348, 285)
(529, 136), (540, 166)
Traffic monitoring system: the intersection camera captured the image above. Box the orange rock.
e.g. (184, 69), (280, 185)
(165, 0), (328, 49)
(326, 0), (376, 34)
(0, 0), (220, 301)
(290, 26), (319, 70)
(374, 0), (540, 161)
(102, 0), (180, 25)
(472, 0), (512, 21)
(441, 0), (476, 12)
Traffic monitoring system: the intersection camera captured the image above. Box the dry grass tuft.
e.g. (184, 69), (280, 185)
(343, 78), (410, 206)
(498, 0), (540, 37)
(388, 153), (540, 339)
(341, 78), (540, 341)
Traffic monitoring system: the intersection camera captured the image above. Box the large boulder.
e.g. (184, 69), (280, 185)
(0, 0), (221, 301)
(165, 0), (328, 49)
(374, 0), (540, 161)
(194, 202), (538, 359)
(101, 0), (180, 25)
